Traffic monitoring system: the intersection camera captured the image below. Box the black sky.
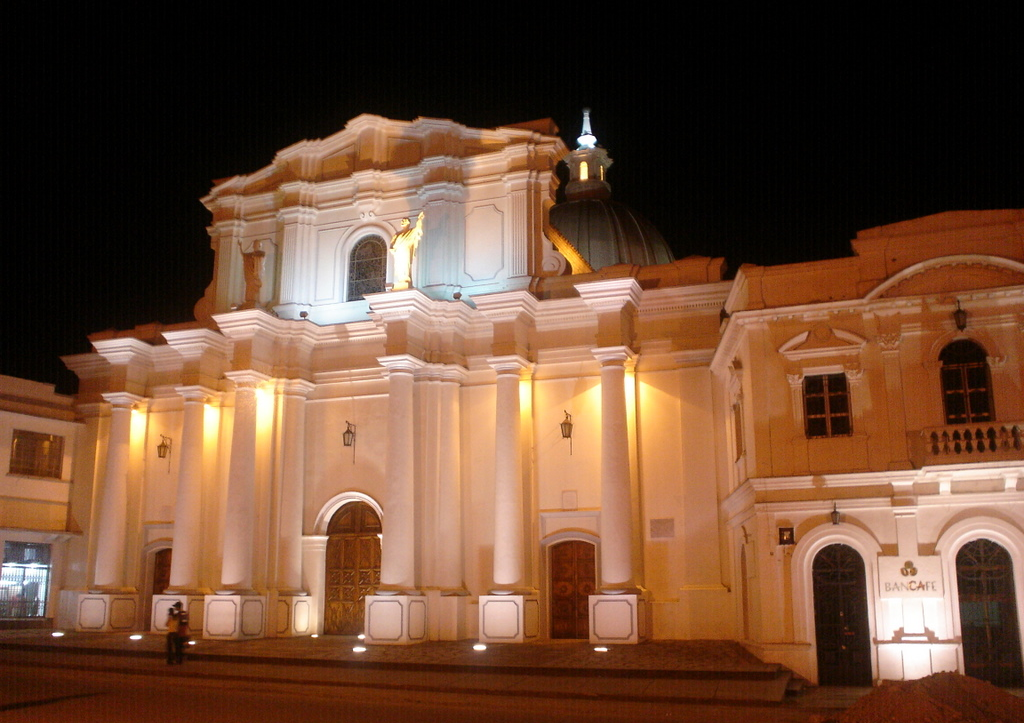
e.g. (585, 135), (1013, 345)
(8, 13), (1021, 393)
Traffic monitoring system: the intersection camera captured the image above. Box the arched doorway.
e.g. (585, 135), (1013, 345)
(813, 543), (872, 685)
(956, 538), (1024, 685)
(151, 548), (172, 596)
(549, 540), (595, 639)
(324, 501), (381, 635)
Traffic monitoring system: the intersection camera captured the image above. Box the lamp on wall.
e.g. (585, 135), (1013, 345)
(831, 502), (841, 526)
(561, 411), (574, 455)
(343, 421), (356, 463)
(953, 300), (968, 331)
(157, 435), (172, 472)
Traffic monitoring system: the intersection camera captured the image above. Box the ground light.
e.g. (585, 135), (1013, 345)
(188, 640), (196, 645)
(129, 634), (143, 640)
(357, 633), (365, 639)
(473, 643), (487, 651)
(311, 634), (319, 638)
(51, 631), (64, 637)
(352, 646), (366, 653)
(594, 646), (609, 652)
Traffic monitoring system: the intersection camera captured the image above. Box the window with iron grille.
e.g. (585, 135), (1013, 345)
(1, 542), (52, 618)
(803, 373), (851, 438)
(940, 340), (994, 424)
(346, 235), (388, 301)
(9, 430), (64, 479)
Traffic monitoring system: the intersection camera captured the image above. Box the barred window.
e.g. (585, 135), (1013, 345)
(9, 430), (64, 479)
(803, 374), (851, 438)
(346, 235), (388, 301)
(1, 542), (52, 618)
(940, 340), (993, 424)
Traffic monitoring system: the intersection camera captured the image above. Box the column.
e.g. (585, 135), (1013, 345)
(595, 348), (634, 591)
(588, 347), (648, 644)
(77, 392), (144, 632)
(221, 373), (262, 592)
(378, 356), (420, 592)
(491, 358), (527, 590)
(204, 371), (268, 640)
(153, 387), (214, 634)
(478, 356), (538, 643)
(364, 355), (427, 644)
(435, 366), (466, 592)
(274, 379), (315, 636)
(92, 393), (141, 590)
(166, 388), (212, 592)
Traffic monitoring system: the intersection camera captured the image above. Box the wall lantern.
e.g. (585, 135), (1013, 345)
(560, 411), (574, 455)
(831, 502), (841, 526)
(156, 435), (173, 472)
(343, 421), (356, 463)
(778, 527), (795, 546)
(953, 300), (968, 331)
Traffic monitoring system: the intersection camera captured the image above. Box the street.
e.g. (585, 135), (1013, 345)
(0, 653), (836, 723)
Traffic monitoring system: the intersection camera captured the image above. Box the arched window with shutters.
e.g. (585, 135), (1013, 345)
(346, 235), (388, 301)
(939, 339), (994, 424)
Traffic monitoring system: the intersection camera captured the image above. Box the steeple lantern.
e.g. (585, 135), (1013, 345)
(564, 108), (613, 201)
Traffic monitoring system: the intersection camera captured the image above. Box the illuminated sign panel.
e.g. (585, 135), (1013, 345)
(878, 557), (944, 598)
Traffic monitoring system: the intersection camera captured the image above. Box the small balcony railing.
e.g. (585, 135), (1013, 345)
(919, 421), (1023, 465)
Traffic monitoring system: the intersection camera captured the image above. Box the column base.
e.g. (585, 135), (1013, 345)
(202, 594), (266, 640)
(589, 591), (651, 644)
(364, 594), (427, 644)
(273, 593), (313, 637)
(151, 593), (206, 634)
(478, 593), (539, 643)
(75, 592), (139, 632)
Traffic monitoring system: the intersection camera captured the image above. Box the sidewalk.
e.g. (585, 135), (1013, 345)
(0, 629), (868, 711)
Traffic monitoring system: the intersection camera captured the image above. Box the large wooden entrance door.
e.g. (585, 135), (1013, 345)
(813, 543), (872, 685)
(550, 540), (595, 639)
(324, 502), (381, 635)
(956, 538), (1024, 686)
(151, 549), (172, 596)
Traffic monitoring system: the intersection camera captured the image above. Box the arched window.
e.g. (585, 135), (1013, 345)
(346, 235), (387, 301)
(940, 340), (994, 424)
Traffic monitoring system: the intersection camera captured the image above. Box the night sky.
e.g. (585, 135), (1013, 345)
(9, 14), (1021, 393)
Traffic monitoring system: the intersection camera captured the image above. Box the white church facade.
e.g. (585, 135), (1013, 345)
(3, 113), (1022, 686)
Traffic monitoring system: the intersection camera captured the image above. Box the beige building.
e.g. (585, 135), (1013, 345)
(8, 113), (1021, 686)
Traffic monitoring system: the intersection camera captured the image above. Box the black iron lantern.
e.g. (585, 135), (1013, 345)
(831, 502), (841, 526)
(560, 411), (573, 455)
(953, 300), (968, 331)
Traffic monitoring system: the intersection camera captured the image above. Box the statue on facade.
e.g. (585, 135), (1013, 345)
(390, 212), (424, 291)
(238, 240), (266, 308)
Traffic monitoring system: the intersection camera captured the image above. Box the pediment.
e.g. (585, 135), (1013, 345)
(779, 325), (866, 361)
(868, 255), (1024, 300)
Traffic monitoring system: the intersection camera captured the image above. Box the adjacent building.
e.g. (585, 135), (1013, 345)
(6, 113), (1021, 686)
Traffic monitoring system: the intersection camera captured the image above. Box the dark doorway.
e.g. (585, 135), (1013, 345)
(550, 540), (595, 639)
(956, 538), (1024, 686)
(813, 543), (872, 685)
(324, 502), (381, 635)
(152, 548), (172, 596)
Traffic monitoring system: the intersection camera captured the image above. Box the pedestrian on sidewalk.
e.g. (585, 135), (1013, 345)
(174, 604), (190, 664)
(165, 603), (181, 665)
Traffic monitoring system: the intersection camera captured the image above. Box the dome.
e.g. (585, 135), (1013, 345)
(549, 109), (675, 271)
(550, 198), (674, 270)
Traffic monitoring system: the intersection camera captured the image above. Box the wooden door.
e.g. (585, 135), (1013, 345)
(152, 548), (172, 596)
(550, 540), (595, 639)
(957, 538), (1024, 686)
(324, 502), (381, 635)
(813, 544), (872, 685)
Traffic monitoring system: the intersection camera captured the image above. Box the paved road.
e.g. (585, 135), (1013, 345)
(0, 658), (836, 723)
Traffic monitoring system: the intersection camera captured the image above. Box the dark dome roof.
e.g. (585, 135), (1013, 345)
(550, 198), (675, 271)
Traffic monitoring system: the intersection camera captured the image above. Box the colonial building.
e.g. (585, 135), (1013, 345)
(0, 376), (82, 627)
(15, 113), (1022, 686)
